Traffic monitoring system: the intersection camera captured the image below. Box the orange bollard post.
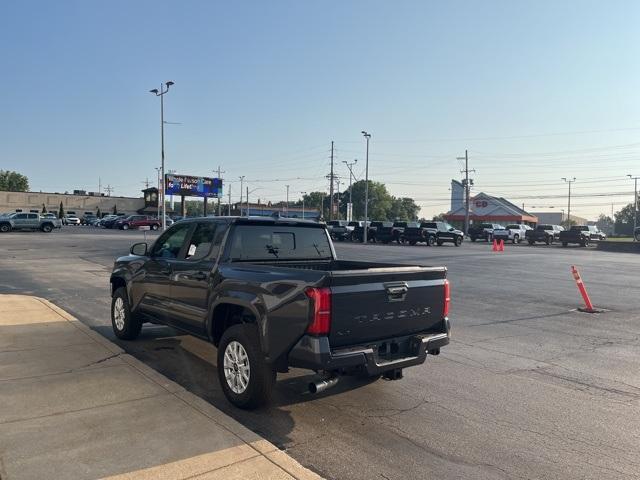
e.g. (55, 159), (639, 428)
(570, 266), (600, 313)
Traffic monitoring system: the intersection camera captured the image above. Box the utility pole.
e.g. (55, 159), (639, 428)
(238, 176), (245, 216)
(285, 184), (290, 215)
(336, 179), (341, 219)
(361, 131), (371, 242)
(301, 191), (306, 219)
(329, 141), (335, 220)
(343, 159), (357, 221)
(628, 175), (639, 239)
(216, 166), (225, 216)
(458, 150), (475, 236)
(154, 167), (161, 219)
(561, 177), (576, 225)
(149, 81), (175, 231)
(228, 184), (232, 216)
(142, 178), (150, 189)
(98, 177), (102, 196)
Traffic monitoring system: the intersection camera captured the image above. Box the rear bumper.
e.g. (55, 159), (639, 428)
(288, 324), (450, 375)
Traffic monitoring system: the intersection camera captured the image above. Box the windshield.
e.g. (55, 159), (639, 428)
(228, 225), (332, 261)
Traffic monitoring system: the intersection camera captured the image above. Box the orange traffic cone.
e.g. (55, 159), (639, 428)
(492, 239), (498, 252)
(498, 239), (505, 252)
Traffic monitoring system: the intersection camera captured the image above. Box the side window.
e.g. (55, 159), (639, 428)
(15, 213), (28, 219)
(151, 224), (191, 259)
(28, 214), (38, 219)
(185, 222), (221, 261)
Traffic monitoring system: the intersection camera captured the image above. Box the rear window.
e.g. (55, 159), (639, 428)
(538, 225), (552, 230)
(422, 222), (437, 228)
(506, 225), (520, 229)
(229, 225), (332, 261)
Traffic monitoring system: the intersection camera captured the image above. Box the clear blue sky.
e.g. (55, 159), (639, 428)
(1, 0), (639, 219)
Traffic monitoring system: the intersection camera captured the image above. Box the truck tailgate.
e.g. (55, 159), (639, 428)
(328, 267), (447, 348)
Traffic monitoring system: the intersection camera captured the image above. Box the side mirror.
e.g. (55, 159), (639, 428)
(130, 242), (148, 256)
(449, 228), (455, 232)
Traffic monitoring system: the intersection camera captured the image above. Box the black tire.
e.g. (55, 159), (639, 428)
(545, 236), (551, 245)
(111, 287), (142, 340)
(436, 239), (444, 246)
(217, 324), (276, 409)
(151, 224), (159, 231)
(635, 232), (640, 242)
(427, 235), (436, 246)
(454, 236), (462, 247)
(0, 223), (11, 233)
(122, 224), (129, 230)
(512, 234), (519, 244)
(41, 223), (53, 233)
(528, 240), (534, 245)
(582, 239), (590, 247)
(562, 242), (568, 247)
(409, 240), (417, 246)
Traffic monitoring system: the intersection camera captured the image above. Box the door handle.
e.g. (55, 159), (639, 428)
(192, 271), (207, 281)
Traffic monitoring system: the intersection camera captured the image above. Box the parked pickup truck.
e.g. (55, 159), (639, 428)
(402, 222), (437, 246)
(110, 217), (451, 408)
(376, 221), (407, 244)
(635, 227), (640, 242)
(492, 224), (532, 244)
(0, 212), (62, 233)
(559, 225), (606, 247)
(326, 220), (354, 241)
(525, 224), (563, 245)
(468, 223), (504, 242)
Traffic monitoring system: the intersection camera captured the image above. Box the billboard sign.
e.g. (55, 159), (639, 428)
(165, 174), (222, 198)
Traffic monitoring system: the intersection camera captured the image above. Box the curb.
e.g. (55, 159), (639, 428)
(30, 295), (323, 480)
(596, 242), (640, 253)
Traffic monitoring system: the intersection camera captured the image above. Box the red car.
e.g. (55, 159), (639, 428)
(115, 215), (160, 231)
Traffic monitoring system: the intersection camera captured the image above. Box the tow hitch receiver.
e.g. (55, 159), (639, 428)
(382, 368), (404, 380)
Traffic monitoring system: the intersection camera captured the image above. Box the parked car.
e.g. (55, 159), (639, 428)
(635, 227), (640, 242)
(63, 215), (81, 226)
(115, 215), (161, 231)
(81, 214), (97, 225)
(525, 224), (563, 245)
(0, 213), (61, 233)
(423, 222), (464, 247)
(559, 225), (606, 247)
(41, 213), (58, 219)
(101, 213), (127, 229)
(326, 220), (354, 241)
(402, 222), (437, 246)
(492, 224), (532, 244)
(350, 221), (371, 242)
(468, 223), (504, 242)
(376, 221), (407, 244)
(110, 217), (451, 408)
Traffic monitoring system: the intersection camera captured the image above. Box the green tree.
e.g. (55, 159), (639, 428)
(561, 218), (577, 228)
(339, 180), (393, 221)
(614, 201), (638, 235)
(301, 192), (329, 219)
(0, 170), (29, 192)
(431, 212), (446, 221)
(41, 203), (47, 214)
(113, 204), (118, 215)
(58, 201), (65, 219)
(388, 197), (420, 221)
(96, 207), (102, 218)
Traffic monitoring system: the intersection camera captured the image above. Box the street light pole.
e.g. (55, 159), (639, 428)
(628, 175), (639, 239)
(300, 191), (306, 219)
(149, 81), (174, 231)
(361, 132), (371, 243)
(285, 185), (290, 215)
(238, 176), (245, 216)
(561, 177), (576, 225)
(154, 166), (161, 220)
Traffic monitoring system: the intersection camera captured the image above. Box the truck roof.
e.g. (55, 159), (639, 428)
(178, 216), (325, 228)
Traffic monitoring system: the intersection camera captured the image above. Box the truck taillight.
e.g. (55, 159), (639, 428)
(443, 279), (450, 317)
(305, 287), (332, 335)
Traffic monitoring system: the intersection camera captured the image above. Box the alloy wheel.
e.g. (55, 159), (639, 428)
(223, 341), (251, 394)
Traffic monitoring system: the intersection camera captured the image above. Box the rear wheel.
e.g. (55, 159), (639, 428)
(528, 240), (534, 245)
(41, 223), (53, 233)
(512, 234), (519, 244)
(151, 224), (159, 231)
(217, 324), (276, 409)
(427, 235), (436, 246)
(409, 240), (417, 246)
(454, 236), (462, 247)
(111, 287), (142, 340)
(582, 239), (590, 247)
(122, 224), (129, 230)
(0, 223), (12, 233)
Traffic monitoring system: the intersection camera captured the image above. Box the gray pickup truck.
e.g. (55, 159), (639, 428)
(0, 212), (62, 233)
(110, 217), (451, 408)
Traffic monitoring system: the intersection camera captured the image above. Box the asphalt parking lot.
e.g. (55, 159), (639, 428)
(1, 227), (639, 480)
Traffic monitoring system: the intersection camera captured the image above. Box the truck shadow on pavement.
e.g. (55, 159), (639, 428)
(92, 324), (375, 449)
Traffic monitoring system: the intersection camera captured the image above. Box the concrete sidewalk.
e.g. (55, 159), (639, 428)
(0, 294), (322, 480)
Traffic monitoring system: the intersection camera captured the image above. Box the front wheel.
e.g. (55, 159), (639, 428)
(0, 223), (11, 233)
(41, 224), (53, 233)
(427, 235), (436, 247)
(111, 287), (142, 340)
(122, 224), (129, 230)
(512, 234), (519, 244)
(217, 324), (276, 409)
(545, 236), (551, 245)
(151, 224), (159, 231)
(454, 236), (462, 247)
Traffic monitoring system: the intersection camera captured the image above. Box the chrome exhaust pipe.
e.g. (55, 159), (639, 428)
(309, 375), (339, 394)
